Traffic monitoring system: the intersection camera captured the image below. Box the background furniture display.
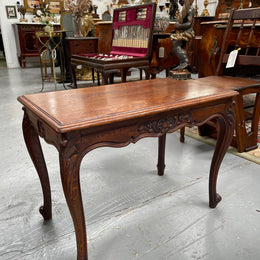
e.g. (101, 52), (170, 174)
(196, 0), (259, 77)
(149, 27), (177, 78)
(14, 23), (60, 68)
(198, 20), (260, 77)
(64, 37), (98, 83)
(18, 77), (237, 259)
(36, 30), (65, 91)
(188, 15), (215, 73)
(71, 3), (156, 86)
(181, 7), (260, 153)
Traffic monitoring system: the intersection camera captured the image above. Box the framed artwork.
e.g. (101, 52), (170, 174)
(24, 0), (42, 12)
(46, 0), (63, 13)
(6, 6), (17, 19)
(63, 0), (70, 11)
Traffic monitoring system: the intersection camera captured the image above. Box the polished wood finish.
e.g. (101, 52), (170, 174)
(18, 78), (238, 259)
(14, 23), (60, 68)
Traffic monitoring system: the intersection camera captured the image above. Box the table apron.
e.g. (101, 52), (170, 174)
(24, 97), (234, 158)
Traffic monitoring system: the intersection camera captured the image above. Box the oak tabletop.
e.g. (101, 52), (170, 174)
(18, 77), (239, 133)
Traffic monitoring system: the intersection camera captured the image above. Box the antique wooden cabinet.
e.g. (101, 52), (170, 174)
(14, 23), (60, 68)
(64, 37), (98, 81)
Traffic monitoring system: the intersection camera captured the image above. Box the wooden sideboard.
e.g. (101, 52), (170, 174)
(14, 23), (60, 68)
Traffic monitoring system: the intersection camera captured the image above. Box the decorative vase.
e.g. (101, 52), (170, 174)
(73, 16), (84, 37)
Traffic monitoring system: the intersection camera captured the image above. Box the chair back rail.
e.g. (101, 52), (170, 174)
(216, 7), (260, 75)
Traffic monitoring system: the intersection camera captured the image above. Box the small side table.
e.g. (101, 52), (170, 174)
(36, 30), (65, 91)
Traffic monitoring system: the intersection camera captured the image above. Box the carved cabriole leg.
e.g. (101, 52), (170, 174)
(59, 140), (88, 260)
(209, 104), (235, 208)
(22, 109), (52, 220)
(157, 134), (166, 176)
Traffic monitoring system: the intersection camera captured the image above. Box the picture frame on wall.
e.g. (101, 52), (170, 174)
(63, 0), (70, 11)
(46, 0), (63, 13)
(6, 6), (17, 19)
(24, 0), (42, 12)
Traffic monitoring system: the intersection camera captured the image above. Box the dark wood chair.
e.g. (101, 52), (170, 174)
(182, 7), (260, 152)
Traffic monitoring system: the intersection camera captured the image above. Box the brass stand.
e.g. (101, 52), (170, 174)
(36, 31), (65, 91)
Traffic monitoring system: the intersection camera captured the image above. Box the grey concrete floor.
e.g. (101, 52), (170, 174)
(0, 67), (260, 260)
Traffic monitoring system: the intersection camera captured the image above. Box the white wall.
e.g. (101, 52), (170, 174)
(0, 0), (217, 69)
(0, 0), (21, 68)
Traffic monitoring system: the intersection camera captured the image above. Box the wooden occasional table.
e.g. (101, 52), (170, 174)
(18, 78), (238, 259)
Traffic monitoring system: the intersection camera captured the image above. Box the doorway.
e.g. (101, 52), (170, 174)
(0, 26), (7, 69)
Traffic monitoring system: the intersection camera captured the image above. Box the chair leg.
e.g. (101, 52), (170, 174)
(139, 69), (143, 80)
(97, 72), (100, 85)
(233, 93), (260, 153)
(91, 68), (95, 83)
(237, 92), (260, 152)
(180, 127), (185, 143)
(233, 95), (246, 152)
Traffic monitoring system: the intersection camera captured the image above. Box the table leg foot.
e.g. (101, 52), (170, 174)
(157, 134), (166, 176)
(209, 108), (235, 208)
(22, 109), (52, 220)
(39, 205), (52, 220)
(209, 193), (222, 209)
(60, 145), (88, 259)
